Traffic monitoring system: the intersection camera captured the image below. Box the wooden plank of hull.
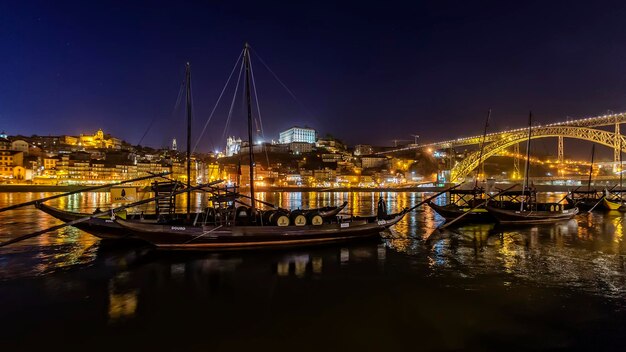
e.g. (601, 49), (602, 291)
(485, 206), (578, 225)
(427, 202), (494, 223)
(154, 232), (382, 251)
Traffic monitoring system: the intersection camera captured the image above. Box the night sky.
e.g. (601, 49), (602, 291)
(3, 1), (626, 155)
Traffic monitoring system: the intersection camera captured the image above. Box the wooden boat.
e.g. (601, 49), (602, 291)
(35, 200), (348, 240)
(485, 113), (579, 225)
(565, 189), (604, 211)
(114, 210), (407, 251)
(566, 146), (604, 211)
(603, 197), (622, 211)
(110, 45), (411, 251)
(486, 190), (578, 224)
(427, 188), (495, 223)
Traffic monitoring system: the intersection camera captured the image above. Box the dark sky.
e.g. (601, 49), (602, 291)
(2, 1), (626, 154)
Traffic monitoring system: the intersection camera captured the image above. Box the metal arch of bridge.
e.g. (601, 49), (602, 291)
(451, 126), (626, 182)
(377, 111), (626, 154)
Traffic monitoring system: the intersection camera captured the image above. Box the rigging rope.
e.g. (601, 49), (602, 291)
(137, 78), (185, 147)
(221, 59), (246, 142)
(192, 49), (244, 153)
(249, 56), (271, 169)
(250, 47), (317, 120)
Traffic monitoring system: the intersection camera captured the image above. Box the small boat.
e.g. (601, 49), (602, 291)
(602, 189), (626, 211)
(603, 196), (622, 211)
(428, 188), (495, 223)
(566, 146), (604, 211)
(565, 189), (604, 211)
(485, 190), (578, 224)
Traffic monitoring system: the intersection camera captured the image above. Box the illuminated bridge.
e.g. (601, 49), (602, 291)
(377, 112), (626, 182)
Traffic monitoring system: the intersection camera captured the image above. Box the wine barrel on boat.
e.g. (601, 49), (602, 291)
(235, 206), (251, 224)
(290, 210), (307, 226)
(307, 211), (324, 225)
(266, 210), (290, 226)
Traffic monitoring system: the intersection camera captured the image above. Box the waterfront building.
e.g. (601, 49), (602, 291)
(313, 169), (336, 183)
(0, 150), (24, 179)
(279, 126), (317, 144)
(43, 157), (59, 172)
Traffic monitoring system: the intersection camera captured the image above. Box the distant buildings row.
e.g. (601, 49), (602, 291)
(0, 126), (436, 187)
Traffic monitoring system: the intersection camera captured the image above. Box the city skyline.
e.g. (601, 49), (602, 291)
(3, 1), (626, 153)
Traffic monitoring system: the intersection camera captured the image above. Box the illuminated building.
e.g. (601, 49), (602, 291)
(279, 126), (317, 144)
(0, 150), (24, 179)
(64, 129), (121, 149)
(226, 136), (242, 156)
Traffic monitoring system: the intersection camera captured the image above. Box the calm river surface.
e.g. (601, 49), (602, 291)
(1, 191), (626, 351)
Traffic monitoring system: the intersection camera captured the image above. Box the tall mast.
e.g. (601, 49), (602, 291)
(243, 43), (256, 213)
(474, 109), (491, 189)
(520, 111), (532, 211)
(185, 62), (192, 220)
(587, 144), (595, 193)
(618, 136), (624, 202)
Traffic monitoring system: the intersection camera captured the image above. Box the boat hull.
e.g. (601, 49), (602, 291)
(427, 201), (495, 223)
(485, 205), (579, 225)
(36, 202), (135, 240)
(603, 198), (622, 211)
(115, 213), (406, 251)
(36, 202), (348, 241)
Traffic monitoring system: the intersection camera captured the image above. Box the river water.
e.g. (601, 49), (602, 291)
(1, 191), (626, 351)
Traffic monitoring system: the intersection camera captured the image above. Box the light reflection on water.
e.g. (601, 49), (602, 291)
(2, 189), (626, 349)
(0, 190), (625, 296)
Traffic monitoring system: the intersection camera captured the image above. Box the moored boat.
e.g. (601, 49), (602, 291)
(486, 112), (579, 225)
(485, 189), (579, 224)
(111, 44), (411, 251)
(35, 199), (349, 240)
(114, 210), (407, 251)
(566, 189), (604, 211)
(486, 204), (578, 225)
(428, 188), (495, 223)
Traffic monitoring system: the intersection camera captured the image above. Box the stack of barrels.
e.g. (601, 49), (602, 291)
(261, 209), (324, 226)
